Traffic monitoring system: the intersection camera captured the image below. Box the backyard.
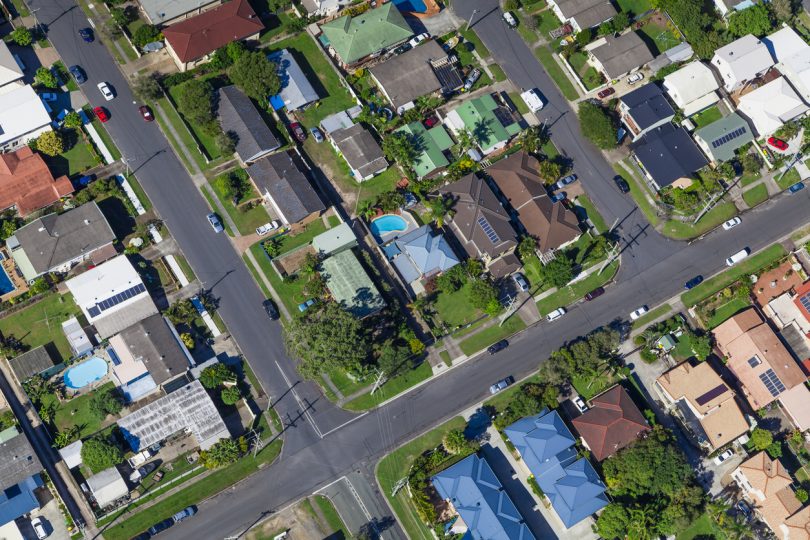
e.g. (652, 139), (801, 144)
(47, 381), (118, 439)
(208, 169), (271, 236)
(0, 293), (81, 363)
(636, 16), (681, 56)
(690, 105), (723, 128)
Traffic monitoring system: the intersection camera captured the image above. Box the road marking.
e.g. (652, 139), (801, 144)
(274, 360), (323, 439)
(86, 18), (95, 29)
(344, 476), (373, 521)
(319, 411), (369, 438)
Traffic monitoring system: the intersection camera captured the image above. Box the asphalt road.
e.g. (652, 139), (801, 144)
(31, 1), (810, 539)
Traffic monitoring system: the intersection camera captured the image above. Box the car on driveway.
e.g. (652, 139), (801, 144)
(684, 275), (703, 290)
(487, 340), (508, 354)
(309, 126), (324, 143)
(298, 299), (315, 312)
(629, 306), (648, 321)
(288, 122), (306, 143)
(207, 213), (224, 233)
(79, 27), (94, 42)
(408, 33), (429, 48)
(713, 448), (734, 465)
(555, 174), (577, 190)
(585, 287), (605, 301)
(463, 68), (481, 92)
(722, 217), (741, 230)
(93, 106), (109, 123)
(512, 272), (529, 292)
(129, 462), (158, 483)
(255, 221), (279, 236)
(573, 396), (588, 413)
(31, 517), (48, 539)
(40, 92), (57, 102)
(139, 105), (154, 122)
(767, 136), (788, 151)
(627, 72), (644, 84)
(489, 376), (514, 394)
(423, 114), (439, 129)
(613, 175), (630, 193)
(788, 181), (805, 194)
(550, 192), (566, 203)
(262, 299), (279, 320)
(735, 500), (752, 522)
(502, 11), (517, 27)
(69, 65), (87, 84)
(597, 87), (615, 99)
(97, 81), (114, 101)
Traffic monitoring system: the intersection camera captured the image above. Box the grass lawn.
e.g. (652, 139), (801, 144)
(796, 466), (810, 483)
(324, 367), (370, 398)
(433, 282), (482, 328)
(209, 171), (271, 236)
(536, 261), (619, 316)
(630, 303), (672, 330)
(439, 350), (451, 365)
(776, 167), (801, 190)
(690, 105), (723, 128)
(154, 97), (204, 172)
(574, 194), (607, 233)
(376, 417), (467, 540)
(200, 187), (234, 237)
(566, 51), (603, 91)
(0, 293), (81, 363)
(742, 184), (768, 207)
(682, 244), (786, 306)
(167, 85), (222, 161)
(541, 140), (559, 159)
(706, 297), (751, 329)
(677, 513), (726, 540)
(523, 255), (543, 289)
(458, 317), (527, 356)
(534, 9), (562, 36)
(248, 244), (310, 314)
(312, 496), (350, 539)
(671, 333), (695, 362)
(52, 382), (116, 439)
(489, 64), (507, 82)
(483, 374), (542, 411)
(613, 162), (660, 226)
(534, 46), (579, 101)
(614, 0), (653, 14)
(516, 11), (540, 44)
(508, 91), (530, 114)
(275, 219), (330, 255)
(636, 19), (681, 55)
(459, 27), (491, 58)
(258, 10), (296, 43)
(572, 372), (614, 401)
(343, 361), (433, 411)
(8, 0), (30, 16)
(662, 202), (737, 240)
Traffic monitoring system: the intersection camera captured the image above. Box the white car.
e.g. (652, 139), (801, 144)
(713, 448), (734, 465)
(31, 517), (48, 539)
(627, 72), (644, 84)
(573, 396), (588, 413)
(97, 81), (114, 101)
(629, 306), (648, 321)
(256, 221), (280, 236)
(207, 213), (224, 233)
(722, 217), (742, 230)
(502, 11), (517, 27)
(726, 248), (750, 266)
(408, 33), (429, 48)
(520, 89), (545, 112)
(547, 307), (566, 322)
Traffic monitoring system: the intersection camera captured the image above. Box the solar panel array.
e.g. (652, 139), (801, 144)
(747, 355), (762, 368)
(695, 384), (727, 406)
(799, 291), (810, 313)
(710, 127), (747, 149)
(759, 368), (786, 398)
(477, 216), (500, 244)
(87, 283), (146, 318)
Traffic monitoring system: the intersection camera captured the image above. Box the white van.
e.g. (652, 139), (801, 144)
(726, 248), (750, 266)
(547, 307), (566, 322)
(520, 89), (545, 112)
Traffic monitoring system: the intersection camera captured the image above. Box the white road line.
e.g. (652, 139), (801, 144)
(274, 360), (323, 439)
(86, 17), (95, 28)
(319, 411), (369, 438)
(344, 477), (372, 521)
(313, 475), (347, 494)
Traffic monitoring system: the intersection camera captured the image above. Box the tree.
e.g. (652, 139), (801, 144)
(201, 438), (240, 468)
(63, 111), (83, 129)
(728, 4), (773, 37)
(691, 333), (711, 361)
(426, 195), (454, 227)
(34, 67), (59, 89)
(538, 160), (562, 184)
(11, 27), (32, 46)
(596, 503), (631, 540)
(575, 28), (592, 47)
(436, 264), (467, 293)
(132, 24), (161, 49)
(517, 236), (536, 260)
(468, 279), (500, 315)
(766, 441), (782, 459)
(742, 152), (762, 177)
(504, 0), (520, 10)
(796, 488), (809, 503)
(35, 131), (64, 156)
(81, 437), (123, 473)
(539, 257), (573, 288)
(357, 200), (375, 221)
(176, 79), (215, 126)
(53, 426), (80, 449)
(749, 427), (773, 451)
(221, 386), (242, 405)
(610, 11), (630, 31)
(228, 51), (281, 102)
(200, 363), (236, 389)
(89, 388), (123, 420)
(165, 298), (197, 325)
(180, 332), (195, 349)
(132, 72), (162, 101)
(382, 132), (418, 166)
(377, 342), (411, 377)
(578, 102), (617, 149)
(443, 429), (473, 455)
(770, 0), (795, 21)
(110, 6), (135, 27)
(519, 126), (544, 154)
(226, 41), (248, 63)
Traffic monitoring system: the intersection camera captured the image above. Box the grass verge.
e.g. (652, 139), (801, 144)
(536, 261), (618, 316)
(662, 202), (738, 240)
(342, 361), (433, 411)
(313, 495), (350, 539)
(742, 184), (768, 207)
(534, 46), (578, 101)
(630, 303), (672, 330)
(458, 316), (527, 356)
(613, 161), (659, 226)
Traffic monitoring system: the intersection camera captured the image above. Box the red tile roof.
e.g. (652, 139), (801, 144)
(163, 0), (264, 63)
(794, 280), (810, 325)
(0, 147), (73, 216)
(571, 385), (650, 461)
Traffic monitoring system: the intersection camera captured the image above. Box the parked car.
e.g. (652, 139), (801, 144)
(550, 192), (566, 203)
(78, 27), (94, 42)
(788, 181), (805, 194)
(613, 175), (630, 193)
(68, 64), (87, 84)
(572, 396), (588, 413)
(255, 221), (280, 236)
(726, 247), (750, 266)
(93, 106), (109, 123)
(207, 213), (224, 233)
(31, 517), (48, 539)
(487, 340), (509, 354)
(129, 462), (158, 483)
(463, 68), (481, 92)
(309, 126), (324, 143)
(288, 122), (306, 143)
(298, 299), (315, 312)
(597, 87), (615, 99)
(547, 307), (566, 322)
(262, 299), (279, 320)
(128, 448), (156, 468)
(489, 376), (515, 394)
(172, 506), (197, 523)
(512, 272), (529, 292)
(713, 448), (734, 465)
(130, 534), (151, 540)
(40, 92), (57, 102)
(722, 217), (741, 230)
(408, 32), (429, 48)
(147, 518), (174, 536)
(627, 72), (644, 84)
(735, 500), (752, 522)
(394, 43), (412, 55)
(97, 81), (114, 101)
(555, 174), (577, 190)
(767, 136), (788, 151)
(502, 10), (517, 27)
(629, 306), (648, 321)
(684, 275), (703, 290)
(139, 105), (154, 122)
(584, 287), (605, 301)
(423, 114), (439, 129)
(520, 88), (545, 112)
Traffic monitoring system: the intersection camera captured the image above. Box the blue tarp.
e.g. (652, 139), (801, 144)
(269, 94), (285, 111)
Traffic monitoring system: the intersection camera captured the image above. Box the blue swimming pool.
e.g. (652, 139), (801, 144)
(392, 0), (427, 12)
(0, 267), (15, 295)
(371, 214), (408, 238)
(64, 357), (108, 389)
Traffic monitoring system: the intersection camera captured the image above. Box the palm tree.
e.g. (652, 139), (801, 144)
(357, 200), (376, 221)
(456, 129), (476, 153)
(427, 195), (454, 227)
(520, 127), (541, 154)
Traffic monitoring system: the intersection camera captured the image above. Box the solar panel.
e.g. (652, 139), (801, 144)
(695, 384), (727, 406)
(87, 306), (100, 318)
(710, 126), (748, 149)
(477, 216), (500, 244)
(107, 347), (122, 366)
(799, 291), (810, 312)
(493, 107), (514, 128)
(747, 355), (762, 368)
(758, 368), (786, 397)
(92, 283), (146, 315)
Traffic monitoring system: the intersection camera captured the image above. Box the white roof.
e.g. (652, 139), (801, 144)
(682, 92), (720, 118)
(86, 467), (129, 508)
(58, 439), (83, 469)
(61, 316), (93, 356)
(663, 61), (720, 108)
(764, 26), (808, 61)
(138, 0), (219, 23)
(0, 41), (23, 89)
(0, 85), (52, 147)
(711, 34), (774, 85)
(764, 26), (810, 103)
(738, 77), (809, 136)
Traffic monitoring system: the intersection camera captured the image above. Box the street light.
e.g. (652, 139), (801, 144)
(122, 157), (134, 176)
(466, 8), (478, 31)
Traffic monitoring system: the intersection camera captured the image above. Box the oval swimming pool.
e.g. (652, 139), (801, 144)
(371, 214), (408, 238)
(64, 357), (108, 389)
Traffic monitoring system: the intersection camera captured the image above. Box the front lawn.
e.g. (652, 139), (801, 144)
(742, 184), (768, 207)
(662, 201), (738, 240)
(706, 297), (751, 329)
(677, 513), (726, 540)
(572, 372), (615, 401)
(247, 244), (311, 315)
(42, 130), (98, 178)
(614, 0), (653, 15)
(459, 27), (491, 58)
(566, 51), (603, 91)
(534, 46), (579, 101)
(0, 293), (81, 363)
(167, 83), (222, 161)
(209, 170), (271, 236)
(433, 282), (482, 328)
(690, 105), (722, 127)
(458, 316), (527, 356)
(343, 361), (433, 411)
(536, 260), (619, 316)
(776, 167), (801, 190)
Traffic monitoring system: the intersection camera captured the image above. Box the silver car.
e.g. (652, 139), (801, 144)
(207, 213), (224, 233)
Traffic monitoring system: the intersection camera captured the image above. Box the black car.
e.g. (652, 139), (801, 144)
(79, 28), (94, 43)
(147, 518), (174, 536)
(684, 275), (704, 290)
(613, 175), (630, 193)
(262, 299), (279, 320)
(487, 340), (509, 354)
(584, 287), (605, 301)
(130, 533), (151, 540)
(69, 65), (87, 84)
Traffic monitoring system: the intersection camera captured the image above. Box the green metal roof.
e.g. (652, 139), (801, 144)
(321, 3), (413, 65)
(312, 222), (357, 256)
(322, 250), (385, 318)
(450, 94), (520, 151)
(395, 122), (453, 178)
(693, 112), (754, 162)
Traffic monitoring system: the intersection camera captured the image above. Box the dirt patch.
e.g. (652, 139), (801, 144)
(246, 500), (324, 540)
(275, 245), (315, 276)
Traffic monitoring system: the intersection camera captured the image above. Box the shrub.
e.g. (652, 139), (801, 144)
(221, 386), (242, 405)
(132, 24), (161, 49)
(200, 363), (236, 389)
(640, 349), (658, 363)
(35, 131), (64, 156)
(81, 437), (123, 473)
(34, 67), (59, 89)
(11, 27), (33, 46)
(577, 102), (617, 149)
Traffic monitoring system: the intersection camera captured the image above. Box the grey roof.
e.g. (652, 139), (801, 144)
(267, 49), (319, 111)
(620, 83), (675, 130)
(558, 0), (617, 29)
(331, 124), (388, 179)
(93, 295), (160, 339)
(247, 151), (325, 225)
(8, 346), (55, 382)
(631, 123), (708, 188)
(393, 225), (460, 277)
(217, 85), (281, 164)
(10, 202), (114, 276)
(321, 249), (386, 318)
(319, 110), (354, 135)
(693, 113), (753, 162)
(311, 221), (357, 256)
(139, 0), (219, 24)
(86, 467), (128, 508)
(116, 315), (191, 385)
(0, 428), (42, 491)
(590, 32), (654, 79)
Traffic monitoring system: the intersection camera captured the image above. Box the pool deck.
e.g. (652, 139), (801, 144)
(372, 211), (419, 244)
(0, 249), (29, 302)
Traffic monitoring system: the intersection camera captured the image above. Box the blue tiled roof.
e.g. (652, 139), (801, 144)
(394, 225), (459, 276)
(432, 454), (534, 540)
(0, 475), (42, 526)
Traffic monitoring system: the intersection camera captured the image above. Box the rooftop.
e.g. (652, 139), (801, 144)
(86, 466), (128, 508)
(445, 94), (520, 153)
(115, 314), (192, 385)
(311, 221), (357, 256)
(320, 3), (413, 65)
(662, 61), (720, 109)
(571, 385), (649, 461)
(0, 40), (24, 88)
(393, 224), (460, 279)
(267, 49), (319, 112)
(620, 83), (675, 131)
(588, 32), (654, 79)
(737, 76), (808, 136)
(631, 123), (708, 189)
(331, 123), (388, 179)
(0, 85), (53, 148)
(322, 249), (385, 318)
(8, 346), (56, 383)
(711, 34), (775, 87)
(693, 113), (754, 163)
(393, 122), (453, 178)
(0, 427), (42, 492)
(138, 0), (219, 24)
(247, 151), (325, 225)
(217, 85), (281, 163)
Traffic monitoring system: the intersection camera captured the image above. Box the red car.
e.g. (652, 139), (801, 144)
(93, 106), (109, 123)
(423, 115), (439, 129)
(597, 87), (615, 99)
(288, 122), (306, 143)
(767, 136), (788, 151)
(139, 105), (154, 122)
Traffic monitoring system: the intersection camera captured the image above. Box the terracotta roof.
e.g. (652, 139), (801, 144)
(753, 261), (803, 307)
(571, 385), (649, 461)
(163, 0), (264, 63)
(0, 147), (73, 216)
(794, 280), (810, 325)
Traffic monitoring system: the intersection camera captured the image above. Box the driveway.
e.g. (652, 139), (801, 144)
(19, 494), (72, 540)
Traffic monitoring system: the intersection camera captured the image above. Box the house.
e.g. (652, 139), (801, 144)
(505, 409), (609, 528)
(321, 250), (386, 318)
(618, 83), (676, 141)
(217, 85), (281, 164)
(393, 122), (453, 179)
(0, 85), (53, 152)
(571, 385), (649, 461)
(443, 94), (521, 155)
(247, 151), (325, 227)
(713, 0), (756, 17)
(8, 346), (56, 386)
(662, 61), (720, 116)
(630, 123), (708, 191)
(693, 113), (755, 163)
(793, 280), (810, 327)
(546, 0), (617, 32)
(66, 255), (159, 339)
(118, 380), (229, 451)
(586, 32), (654, 80)
(432, 454), (535, 540)
(0, 426), (44, 527)
(0, 41), (24, 90)
(439, 174), (520, 278)
(301, 0), (352, 17)
(369, 40), (462, 113)
(710, 34), (774, 92)
(731, 452), (810, 539)
(389, 224), (460, 290)
(62, 316), (93, 357)
(0, 147), (73, 217)
(267, 49), (319, 112)
(138, 0), (220, 26)
(319, 110), (355, 136)
(320, 3), (413, 68)
(162, 0), (263, 72)
(654, 361), (750, 451)
(763, 26), (810, 103)
(487, 152), (581, 258)
(86, 467), (128, 509)
(312, 221), (356, 256)
(736, 77), (808, 137)
(8, 202), (116, 282)
(330, 124), (388, 181)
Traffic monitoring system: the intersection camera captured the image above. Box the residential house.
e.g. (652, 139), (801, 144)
(487, 152), (581, 259)
(217, 85), (281, 164)
(631, 123), (708, 191)
(0, 41), (24, 90)
(8, 202), (116, 282)
(713, 0), (756, 17)
(693, 113), (755, 163)
(586, 32), (654, 81)
(443, 94), (521, 155)
(763, 26), (810, 103)
(330, 124), (388, 181)
(618, 83), (676, 141)
(737, 77), (808, 137)
(571, 385), (649, 462)
(247, 150), (325, 228)
(0, 426), (44, 527)
(546, 0), (617, 32)
(662, 61), (721, 117)
(321, 249), (386, 318)
(439, 174), (520, 278)
(86, 467), (128, 509)
(7, 346), (56, 386)
(138, 0), (220, 26)
(66, 255), (159, 339)
(505, 409), (609, 528)
(62, 316), (92, 357)
(394, 122), (453, 179)
(654, 361), (750, 451)
(162, 0), (263, 72)
(793, 280), (810, 327)
(432, 454), (535, 540)
(319, 110), (355, 137)
(312, 221), (356, 256)
(389, 224), (460, 293)
(320, 3), (413, 68)
(710, 34), (774, 92)
(0, 85), (53, 152)
(0, 147), (74, 217)
(267, 49), (319, 112)
(369, 40), (462, 113)
(301, 0), (351, 17)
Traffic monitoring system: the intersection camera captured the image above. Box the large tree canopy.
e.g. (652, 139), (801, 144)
(228, 51), (281, 102)
(577, 102), (617, 150)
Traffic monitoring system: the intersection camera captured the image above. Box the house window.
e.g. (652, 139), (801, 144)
(747, 355), (761, 368)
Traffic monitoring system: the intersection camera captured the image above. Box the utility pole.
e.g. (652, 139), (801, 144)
(598, 241), (621, 275)
(370, 370), (386, 395)
(466, 8), (478, 31)
(693, 175), (740, 224)
(498, 294), (518, 326)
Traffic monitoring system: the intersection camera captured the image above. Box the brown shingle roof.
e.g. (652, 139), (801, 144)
(163, 0), (264, 63)
(0, 147), (73, 216)
(571, 385), (649, 461)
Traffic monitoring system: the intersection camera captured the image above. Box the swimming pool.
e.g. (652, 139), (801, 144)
(64, 357), (108, 389)
(0, 266), (15, 295)
(371, 214), (408, 238)
(392, 0), (427, 12)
